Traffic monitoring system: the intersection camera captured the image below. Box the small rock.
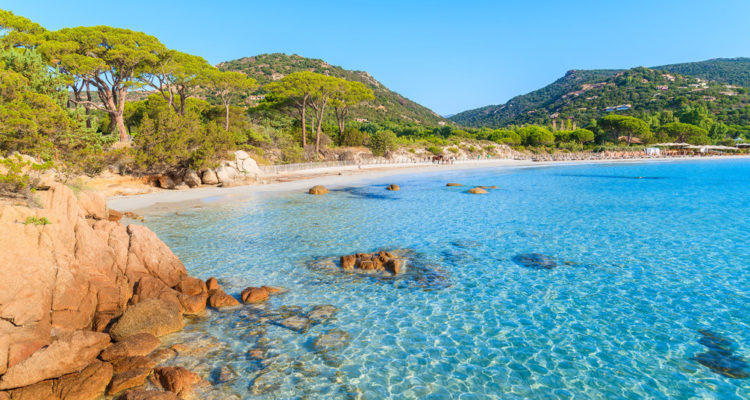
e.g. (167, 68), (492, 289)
(201, 169), (219, 185)
(108, 209), (124, 222)
(241, 287), (269, 304)
(151, 366), (204, 397)
(478, 185), (498, 189)
(340, 254), (356, 270)
(386, 184), (400, 191)
(247, 348), (266, 361)
(273, 316), (311, 333)
(207, 289), (240, 308)
(183, 169), (201, 188)
(307, 305), (338, 324)
(313, 329), (350, 353)
(214, 366), (236, 383)
(108, 368), (152, 395)
(467, 187), (488, 194)
(446, 183), (462, 187)
(117, 389), (179, 400)
(147, 348), (176, 364)
(205, 277), (220, 291)
(261, 286), (284, 295)
(308, 185), (329, 195)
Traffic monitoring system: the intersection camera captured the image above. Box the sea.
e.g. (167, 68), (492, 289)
(143, 159), (750, 399)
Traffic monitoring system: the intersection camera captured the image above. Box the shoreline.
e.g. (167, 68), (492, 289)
(107, 155), (750, 213)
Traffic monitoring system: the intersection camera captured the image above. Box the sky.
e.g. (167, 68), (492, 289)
(2, 0), (750, 115)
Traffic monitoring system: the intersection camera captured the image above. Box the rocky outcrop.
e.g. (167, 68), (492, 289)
(0, 331), (110, 390)
(0, 183), (210, 396)
(338, 251), (402, 274)
(467, 187), (488, 194)
(207, 289), (240, 309)
(308, 185), (329, 195)
(200, 170), (219, 185)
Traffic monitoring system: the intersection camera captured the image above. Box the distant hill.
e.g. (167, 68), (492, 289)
(656, 58), (750, 87)
(451, 58), (750, 128)
(218, 53), (446, 126)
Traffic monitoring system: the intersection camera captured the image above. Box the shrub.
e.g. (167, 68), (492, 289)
(0, 154), (51, 198)
(447, 147), (459, 153)
(368, 130), (397, 156)
(427, 145), (442, 155)
(339, 127), (369, 147)
(24, 216), (50, 225)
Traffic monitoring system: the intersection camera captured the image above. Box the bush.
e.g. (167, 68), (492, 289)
(0, 154), (52, 199)
(368, 130), (397, 156)
(427, 145), (442, 155)
(339, 127), (369, 147)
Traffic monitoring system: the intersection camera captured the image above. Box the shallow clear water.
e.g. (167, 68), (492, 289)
(145, 160), (750, 399)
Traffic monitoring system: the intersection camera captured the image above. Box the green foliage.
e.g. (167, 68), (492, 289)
(598, 115), (651, 144)
(657, 122), (711, 144)
(220, 53), (447, 126)
(132, 109), (236, 172)
(339, 126), (368, 147)
(23, 216), (50, 225)
(517, 126), (554, 146)
(368, 130), (397, 156)
(655, 58), (750, 87)
(0, 154), (52, 198)
(0, 48), (67, 107)
(427, 145), (442, 155)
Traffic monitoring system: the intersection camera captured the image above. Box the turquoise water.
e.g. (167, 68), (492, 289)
(145, 160), (750, 399)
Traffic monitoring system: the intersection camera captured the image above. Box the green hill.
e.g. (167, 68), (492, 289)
(656, 58), (750, 87)
(451, 59), (750, 128)
(218, 53), (446, 126)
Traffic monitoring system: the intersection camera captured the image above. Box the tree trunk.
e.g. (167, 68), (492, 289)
(300, 101), (307, 148)
(224, 101), (230, 131)
(315, 99), (328, 154)
(84, 83), (93, 129)
(627, 133), (632, 145)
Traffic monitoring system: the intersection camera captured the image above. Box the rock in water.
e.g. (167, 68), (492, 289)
(693, 330), (750, 379)
(512, 253), (558, 270)
(151, 366), (204, 397)
(446, 183), (462, 187)
(307, 305), (338, 324)
(313, 329), (350, 353)
(386, 184), (400, 191)
(109, 299), (185, 341)
(207, 289), (240, 308)
(308, 185), (329, 195)
(467, 187), (488, 194)
(241, 287), (269, 304)
(273, 316), (311, 333)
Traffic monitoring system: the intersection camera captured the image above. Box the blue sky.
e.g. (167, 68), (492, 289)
(2, 0), (749, 115)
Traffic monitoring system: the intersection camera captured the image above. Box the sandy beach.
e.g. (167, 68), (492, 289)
(107, 155), (750, 213)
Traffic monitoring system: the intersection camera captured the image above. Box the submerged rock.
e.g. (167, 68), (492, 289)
(273, 316), (311, 333)
(313, 329), (350, 353)
(693, 330), (749, 379)
(307, 305), (338, 324)
(512, 253), (558, 270)
(446, 183), (462, 187)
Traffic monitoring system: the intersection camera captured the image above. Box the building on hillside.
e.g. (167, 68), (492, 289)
(605, 104), (632, 112)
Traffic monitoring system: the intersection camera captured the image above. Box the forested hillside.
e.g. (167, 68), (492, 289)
(218, 53), (446, 126)
(656, 58), (750, 87)
(450, 63), (750, 130)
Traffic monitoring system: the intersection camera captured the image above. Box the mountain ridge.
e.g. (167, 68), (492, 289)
(217, 53), (447, 126)
(450, 58), (750, 128)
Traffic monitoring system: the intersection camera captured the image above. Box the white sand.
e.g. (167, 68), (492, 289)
(107, 156), (748, 213)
